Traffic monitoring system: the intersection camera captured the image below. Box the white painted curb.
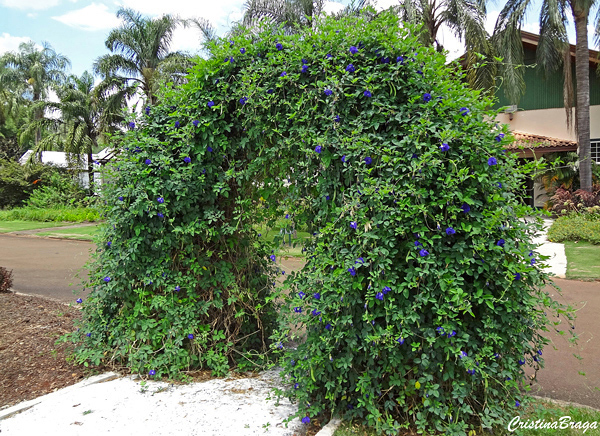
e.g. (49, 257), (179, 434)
(315, 417), (342, 436)
(0, 372), (120, 420)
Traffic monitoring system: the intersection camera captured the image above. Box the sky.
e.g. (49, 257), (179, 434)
(0, 0), (591, 79)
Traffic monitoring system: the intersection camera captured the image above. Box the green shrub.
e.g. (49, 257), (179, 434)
(547, 213), (600, 244)
(0, 266), (13, 293)
(65, 10), (574, 436)
(0, 207), (100, 222)
(0, 159), (46, 208)
(25, 170), (96, 208)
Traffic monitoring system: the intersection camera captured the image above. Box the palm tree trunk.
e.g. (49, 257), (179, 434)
(574, 13), (592, 192)
(33, 91), (42, 146)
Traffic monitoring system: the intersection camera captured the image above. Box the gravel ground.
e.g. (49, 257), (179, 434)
(0, 370), (307, 436)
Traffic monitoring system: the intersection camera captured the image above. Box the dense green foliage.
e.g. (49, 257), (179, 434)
(0, 158), (50, 208)
(68, 11), (574, 435)
(548, 212), (600, 244)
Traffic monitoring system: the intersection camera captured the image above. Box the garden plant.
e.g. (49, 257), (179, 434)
(66, 10), (575, 435)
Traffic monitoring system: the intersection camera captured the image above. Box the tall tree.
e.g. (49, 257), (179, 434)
(494, 0), (597, 192)
(0, 41), (70, 144)
(21, 71), (123, 190)
(243, 0), (325, 31)
(392, 0), (495, 91)
(94, 8), (192, 106)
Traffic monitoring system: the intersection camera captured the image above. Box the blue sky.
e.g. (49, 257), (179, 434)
(0, 0), (587, 79)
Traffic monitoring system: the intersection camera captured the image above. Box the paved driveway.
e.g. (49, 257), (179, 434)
(0, 234), (92, 303)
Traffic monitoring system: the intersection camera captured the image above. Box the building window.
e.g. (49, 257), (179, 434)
(592, 139), (600, 164)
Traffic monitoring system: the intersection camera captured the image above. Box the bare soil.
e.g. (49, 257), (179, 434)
(0, 292), (87, 409)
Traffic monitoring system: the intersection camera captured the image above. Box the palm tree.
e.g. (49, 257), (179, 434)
(21, 71), (123, 190)
(392, 0), (495, 91)
(243, 0), (325, 31)
(0, 41), (70, 144)
(494, 0), (597, 192)
(94, 8), (192, 106)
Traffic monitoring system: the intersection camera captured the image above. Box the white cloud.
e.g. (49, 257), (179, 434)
(0, 33), (34, 55)
(0, 0), (61, 10)
(52, 3), (121, 31)
(323, 1), (345, 14)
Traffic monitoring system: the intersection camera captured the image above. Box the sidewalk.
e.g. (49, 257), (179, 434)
(532, 217), (567, 278)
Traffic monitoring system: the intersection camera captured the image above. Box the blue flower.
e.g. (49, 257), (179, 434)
(467, 369), (476, 375)
(495, 133), (505, 142)
(294, 383), (299, 389)
(175, 286), (181, 292)
(397, 56), (404, 63)
(175, 121), (180, 128)
(381, 57), (390, 63)
(86, 333), (91, 337)
(497, 182), (502, 188)
(302, 416), (310, 424)
(460, 107), (470, 116)
(350, 221), (357, 229)
(326, 53), (332, 59)
(128, 121), (135, 129)
(280, 71), (287, 77)
(290, 359), (295, 366)
(145, 159), (151, 165)
(298, 292), (306, 299)
(149, 369), (156, 376)
(497, 239), (505, 247)
(326, 195), (330, 200)
(515, 400), (520, 407)
(276, 43), (283, 50)
(461, 203), (470, 213)
(294, 307), (302, 313)
(107, 241), (112, 247)
(448, 330), (457, 338)
(157, 212), (164, 218)
(345, 64), (355, 72)
(192, 120), (199, 127)
(341, 155), (346, 162)
(76, 298), (82, 303)
(301, 65), (309, 73)
(104, 277), (111, 282)
(285, 214), (289, 219)
(519, 359), (525, 365)
(312, 309), (321, 316)
(363, 90), (372, 98)
(270, 254), (276, 262)
(436, 326), (444, 334)
(460, 351), (467, 358)
(207, 101), (214, 108)
(334, 115), (340, 123)
(157, 197), (164, 204)
(530, 258), (536, 265)
(240, 48), (245, 54)
(188, 334), (194, 339)
(282, 270), (285, 275)
(423, 93), (432, 102)
(118, 196), (124, 201)
(488, 157), (498, 166)
(382, 286), (391, 294)
(184, 156), (191, 163)
(348, 267), (356, 276)
(446, 227), (456, 235)
(349, 46), (358, 54)
(364, 156), (372, 165)
(145, 106), (150, 115)
(315, 145), (322, 154)
(414, 240), (422, 247)
(355, 257), (364, 264)
(376, 292), (384, 301)
(514, 273), (522, 280)
(397, 337), (404, 344)
(325, 324), (332, 331)
(324, 89), (333, 96)
(239, 97), (248, 105)
(314, 293), (320, 300)
(419, 249), (429, 257)
(207, 146), (213, 152)
(302, 58), (308, 64)
(440, 143), (450, 152)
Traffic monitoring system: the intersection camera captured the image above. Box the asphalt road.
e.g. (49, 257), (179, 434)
(0, 234), (598, 409)
(0, 234), (92, 303)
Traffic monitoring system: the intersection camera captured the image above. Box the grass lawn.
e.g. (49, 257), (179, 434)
(258, 228), (311, 258)
(0, 221), (72, 233)
(36, 225), (98, 241)
(564, 242), (600, 281)
(332, 398), (600, 435)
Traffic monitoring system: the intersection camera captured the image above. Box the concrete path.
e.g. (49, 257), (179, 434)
(7, 222), (98, 237)
(532, 218), (567, 278)
(0, 234), (91, 302)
